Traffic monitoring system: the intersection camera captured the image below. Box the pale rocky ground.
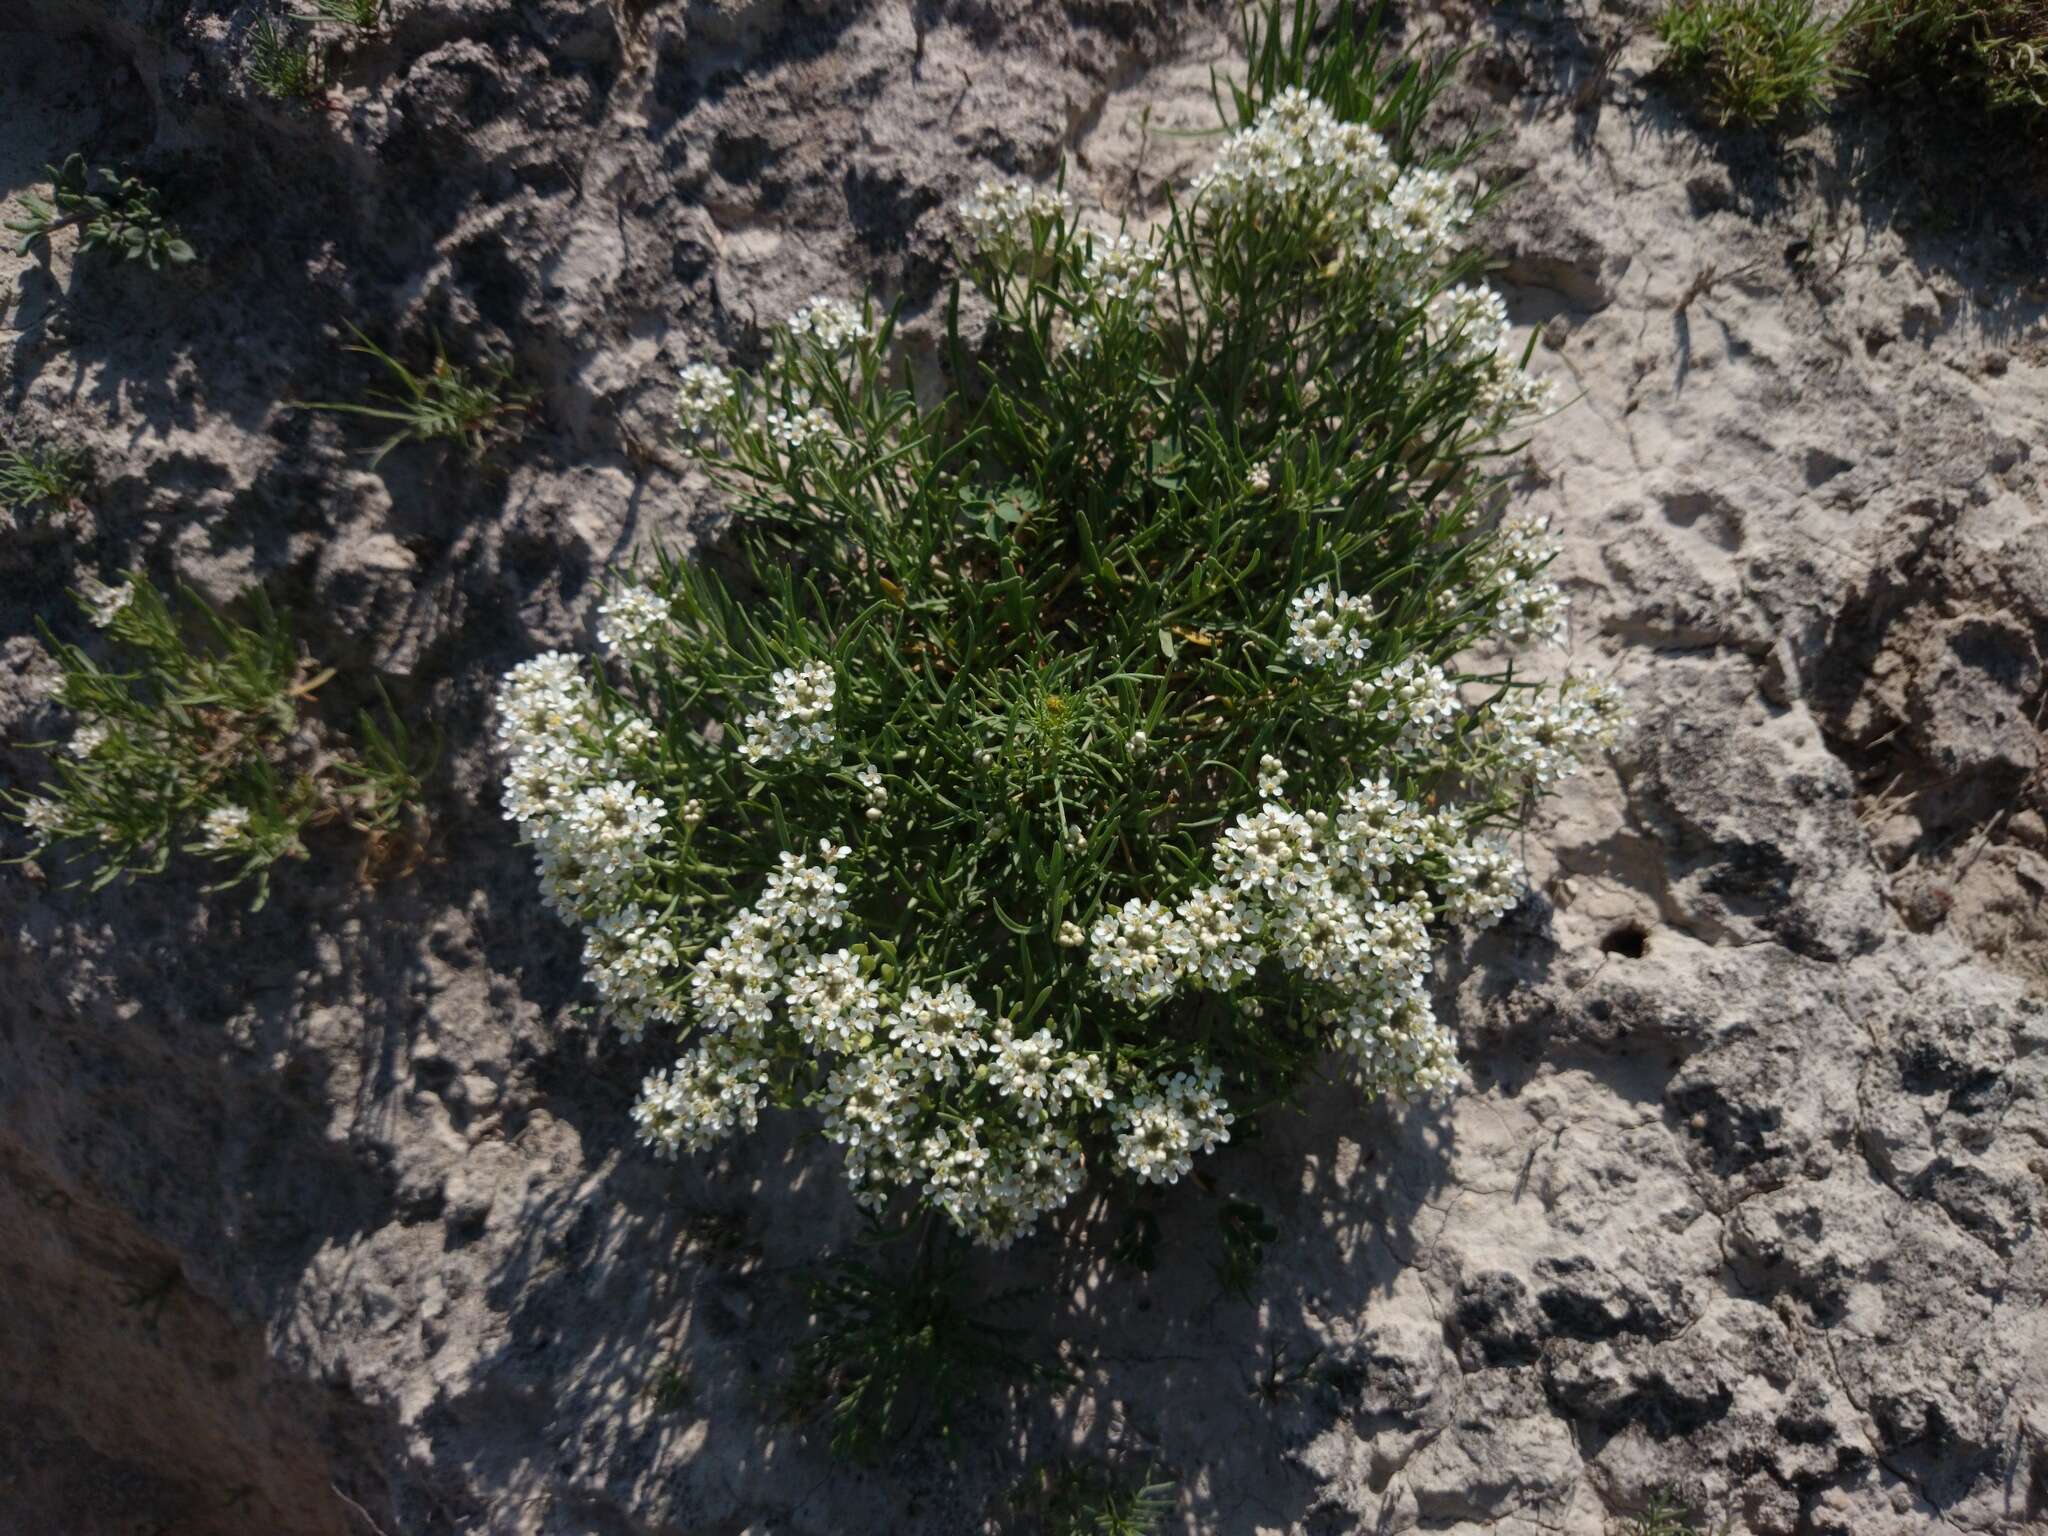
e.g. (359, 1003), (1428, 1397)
(2, 0), (2046, 1533)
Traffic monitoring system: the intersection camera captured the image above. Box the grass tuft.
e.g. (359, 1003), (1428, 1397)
(1653, 0), (1852, 124)
(8, 574), (433, 908)
(1653, 0), (2048, 124)
(247, 14), (326, 101)
(1853, 0), (2048, 112)
(295, 326), (531, 465)
(786, 1239), (1050, 1462)
(1009, 1460), (1176, 1536)
(0, 438), (93, 518)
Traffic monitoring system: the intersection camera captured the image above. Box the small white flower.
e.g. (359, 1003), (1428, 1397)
(1082, 232), (1162, 308)
(957, 179), (1070, 258)
(1114, 1065), (1233, 1184)
(596, 584), (669, 664)
(1286, 582), (1376, 671)
(674, 363), (735, 435)
(20, 797), (65, 838)
(199, 803), (252, 852)
(1257, 753), (1289, 799)
(67, 722), (110, 758)
(740, 662), (837, 764)
(782, 296), (867, 353)
(78, 573), (133, 629)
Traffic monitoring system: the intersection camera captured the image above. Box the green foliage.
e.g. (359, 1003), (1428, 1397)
(247, 15), (325, 101)
(1111, 1207), (1161, 1273)
(296, 326), (532, 465)
(1216, 1197), (1280, 1299)
(1654, 0), (2047, 124)
(298, 0), (385, 27)
(6, 155), (195, 269)
(8, 574), (432, 908)
(1618, 1492), (1733, 1535)
(1852, 0), (2048, 112)
(0, 438), (93, 518)
(1653, 0), (1851, 123)
(1009, 1460), (1176, 1536)
(787, 1239), (1047, 1461)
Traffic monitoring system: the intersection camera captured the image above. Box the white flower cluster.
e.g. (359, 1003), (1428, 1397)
(739, 661), (837, 765)
(199, 803), (251, 852)
(1113, 1065), (1235, 1184)
(1192, 86), (1395, 209)
(596, 584), (669, 664)
(628, 837), (1105, 1247)
(782, 296), (867, 353)
(1082, 232), (1163, 308)
(957, 178), (1069, 259)
(1286, 582), (1377, 670)
(1348, 656), (1464, 754)
(20, 797), (65, 839)
(1367, 165), (1467, 267)
(496, 651), (670, 924)
(675, 363), (735, 436)
(1486, 675), (1626, 786)
(1426, 284), (1509, 365)
(1088, 765), (1539, 1102)
(1489, 514), (1570, 647)
(67, 720), (110, 759)
(765, 402), (835, 453)
(1192, 91), (1551, 425)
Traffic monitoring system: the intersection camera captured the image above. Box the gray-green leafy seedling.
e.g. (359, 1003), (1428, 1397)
(0, 438), (93, 519)
(496, 0), (1621, 1251)
(8, 574), (434, 908)
(6, 155), (195, 269)
(296, 326), (531, 465)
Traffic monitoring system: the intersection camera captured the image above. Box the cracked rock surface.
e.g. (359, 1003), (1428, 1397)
(3, 0), (2046, 1531)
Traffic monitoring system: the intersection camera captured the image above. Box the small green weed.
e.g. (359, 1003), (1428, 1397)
(645, 1363), (691, 1414)
(298, 0), (385, 27)
(8, 574), (434, 908)
(0, 438), (92, 518)
(247, 15), (325, 101)
(787, 1238), (1048, 1462)
(296, 326), (531, 465)
(1217, 1198), (1280, 1300)
(1653, 0), (1853, 123)
(1008, 1461), (1175, 1536)
(1619, 1491), (1734, 1535)
(6, 155), (195, 269)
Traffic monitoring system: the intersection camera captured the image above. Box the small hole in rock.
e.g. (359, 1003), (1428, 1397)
(1601, 923), (1648, 958)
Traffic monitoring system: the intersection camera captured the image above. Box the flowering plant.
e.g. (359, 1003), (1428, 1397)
(497, 7), (1621, 1249)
